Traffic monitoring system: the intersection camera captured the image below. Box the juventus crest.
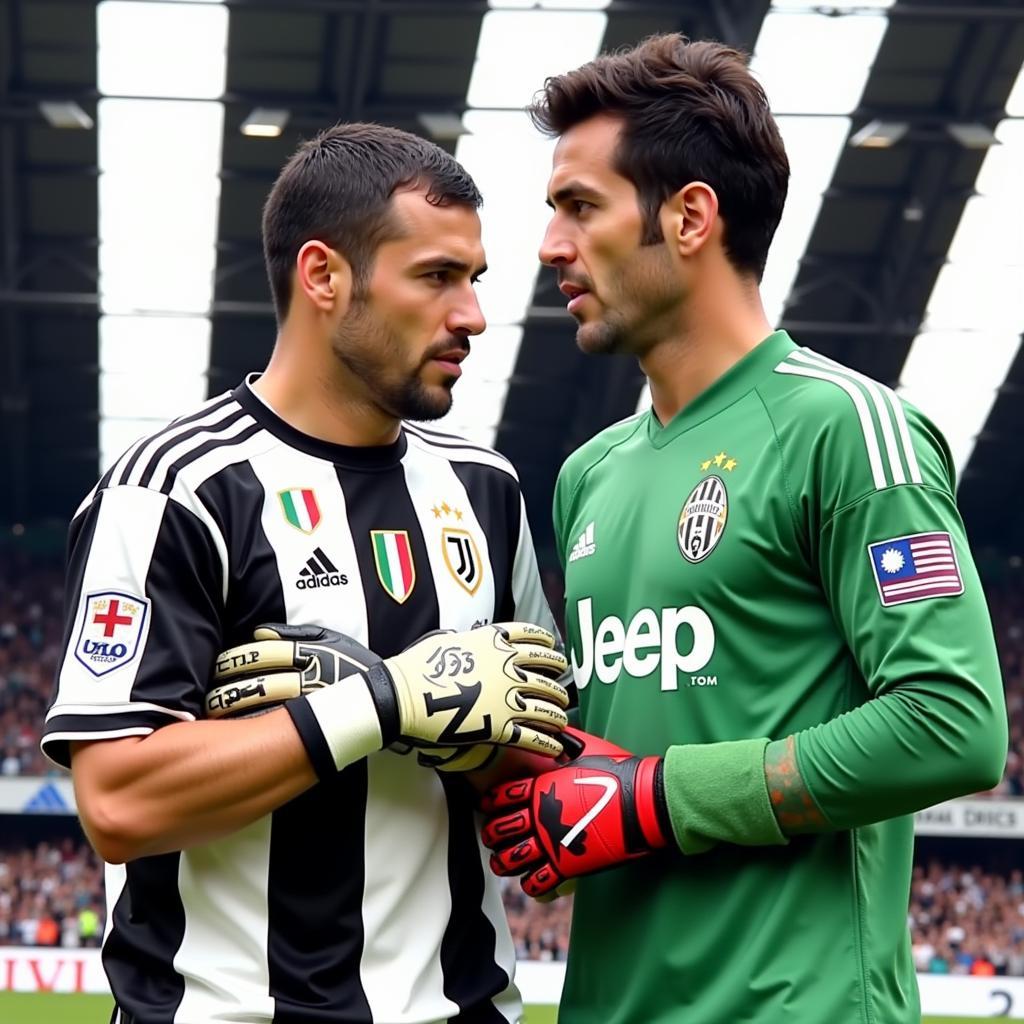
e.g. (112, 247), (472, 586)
(678, 475), (728, 563)
(442, 527), (483, 595)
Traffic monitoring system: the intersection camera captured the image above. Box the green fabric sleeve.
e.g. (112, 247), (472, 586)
(663, 738), (787, 854)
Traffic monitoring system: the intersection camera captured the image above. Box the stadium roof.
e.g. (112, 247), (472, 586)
(2, 0), (1023, 565)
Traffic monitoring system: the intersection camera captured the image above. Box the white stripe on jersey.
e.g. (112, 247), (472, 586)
(147, 411), (259, 494)
(404, 427), (519, 481)
(790, 350), (908, 485)
(774, 360), (888, 489)
(123, 396), (242, 488)
(401, 443), (496, 629)
(55, 486), (166, 707)
(246, 442), (370, 644)
(360, 755), (458, 1022)
(792, 349), (923, 484)
(167, 429), (281, 604)
(104, 863), (126, 945)
(511, 494), (558, 638)
(174, 817), (276, 1024)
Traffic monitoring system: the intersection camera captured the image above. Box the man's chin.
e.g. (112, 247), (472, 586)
(576, 321), (625, 356)
(396, 383), (454, 422)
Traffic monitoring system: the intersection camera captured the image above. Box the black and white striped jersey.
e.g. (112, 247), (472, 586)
(42, 377), (557, 1024)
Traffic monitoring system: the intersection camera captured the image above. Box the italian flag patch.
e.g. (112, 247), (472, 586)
(279, 489), (321, 534)
(371, 530), (416, 604)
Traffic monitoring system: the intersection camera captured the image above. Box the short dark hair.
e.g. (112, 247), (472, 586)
(528, 34), (789, 281)
(261, 122), (483, 321)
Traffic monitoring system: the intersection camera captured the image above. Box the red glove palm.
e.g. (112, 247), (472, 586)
(480, 727), (671, 897)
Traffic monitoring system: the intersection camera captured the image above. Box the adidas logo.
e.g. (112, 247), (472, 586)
(296, 548), (349, 590)
(568, 522), (596, 563)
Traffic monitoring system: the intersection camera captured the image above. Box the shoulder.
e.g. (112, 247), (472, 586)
(556, 412), (646, 496)
(402, 422), (520, 484)
(763, 346), (954, 499)
(76, 391), (269, 521)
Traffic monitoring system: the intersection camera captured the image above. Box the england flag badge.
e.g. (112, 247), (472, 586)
(74, 591), (150, 677)
(868, 532), (964, 607)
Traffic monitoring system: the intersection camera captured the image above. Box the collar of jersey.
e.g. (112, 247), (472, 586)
(235, 375), (408, 470)
(645, 330), (797, 448)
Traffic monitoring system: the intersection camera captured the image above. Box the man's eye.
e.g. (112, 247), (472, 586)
(425, 271), (448, 283)
(573, 200), (595, 214)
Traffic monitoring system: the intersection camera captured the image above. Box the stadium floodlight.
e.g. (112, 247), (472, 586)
(848, 119), (908, 148)
(38, 101), (94, 130)
(96, 0), (228, 472)
(417, 112), (467, 142)
(898, 119), (1024, 480)
(946, 123), (999, 150)
(241, 108), (290, 138)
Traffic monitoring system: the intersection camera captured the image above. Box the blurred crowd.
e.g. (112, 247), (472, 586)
(0, 553), (64, 777)
(910, 860), (1024, 976)
(0, 838), (104, 948)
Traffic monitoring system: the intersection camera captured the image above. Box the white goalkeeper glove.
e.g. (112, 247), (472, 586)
(210, 622), (570, 779)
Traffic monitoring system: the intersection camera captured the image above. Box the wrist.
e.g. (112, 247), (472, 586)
(286, 674), (385, 780)
(363, 662), (401, 746)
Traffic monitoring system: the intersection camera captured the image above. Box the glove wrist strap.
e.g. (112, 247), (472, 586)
(287, 675), (385, 781)
(364, 662), (401, 747)
(638, 756), (671, 850)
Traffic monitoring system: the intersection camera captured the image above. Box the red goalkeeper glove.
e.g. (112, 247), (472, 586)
(479, 727), (671, 898)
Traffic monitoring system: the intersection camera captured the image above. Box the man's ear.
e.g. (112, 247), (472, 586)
(295, 240), (353, 315)
(661, 181), (719, 258)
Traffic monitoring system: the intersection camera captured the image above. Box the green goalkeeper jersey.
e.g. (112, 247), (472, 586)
(553, 330), (1006, 1024)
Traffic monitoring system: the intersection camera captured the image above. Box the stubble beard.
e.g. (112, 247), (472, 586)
(332, 302), (455, 423)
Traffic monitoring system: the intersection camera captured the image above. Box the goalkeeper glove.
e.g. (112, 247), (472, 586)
(211, 622), (570, 779)
(480, 726), (671, 898)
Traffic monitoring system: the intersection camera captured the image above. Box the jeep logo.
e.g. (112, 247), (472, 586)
(571, 597), (715, 692)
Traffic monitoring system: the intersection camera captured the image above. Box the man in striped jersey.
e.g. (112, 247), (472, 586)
(480, 36), (1008, 1024)
(41, 123), (570, 1024)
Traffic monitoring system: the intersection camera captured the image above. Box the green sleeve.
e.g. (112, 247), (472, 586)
(796, 480), (1007, 827)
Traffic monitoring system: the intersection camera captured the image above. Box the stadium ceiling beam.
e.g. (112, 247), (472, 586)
(869, 21), (1018, 352)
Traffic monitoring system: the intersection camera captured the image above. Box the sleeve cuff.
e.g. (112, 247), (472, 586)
(663, 738), (788, 854)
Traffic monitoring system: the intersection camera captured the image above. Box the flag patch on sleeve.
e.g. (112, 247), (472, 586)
(74, 591), (150, 677)
(867, 532), (964, 606)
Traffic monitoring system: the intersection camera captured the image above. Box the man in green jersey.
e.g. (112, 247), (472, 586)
(480, 33), (1008, 1024)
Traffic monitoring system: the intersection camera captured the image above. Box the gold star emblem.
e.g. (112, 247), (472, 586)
(724, 458), (737, 471)
(455, 508), (463, 521)
(713, 452), (727, 467)
(700, 459), (712, 471)
(431, 506), (441, 519)
(441, 502), (452, 516)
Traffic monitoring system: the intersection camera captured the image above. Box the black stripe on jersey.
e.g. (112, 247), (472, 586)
(452, 462), (519, 622)
(212, 469), (374, 1021)
(117, 394), (237, 486)
(159, 420), (264, 495)
(103, 853), (187, 1024)
(336, 464), (440, 655)
(42, 709), (184, 766)
(267, 764), (374, 1023)
(440, 776), (509, 1023)
(196, 461), (272, 645)
(133, 407), (247, 489)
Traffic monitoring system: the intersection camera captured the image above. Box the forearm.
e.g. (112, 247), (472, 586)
(72, 674), (385, 861)
(662, 675), (1007, 851)
(777, 679), (1008, 832)
(72, 710), (319, 861)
